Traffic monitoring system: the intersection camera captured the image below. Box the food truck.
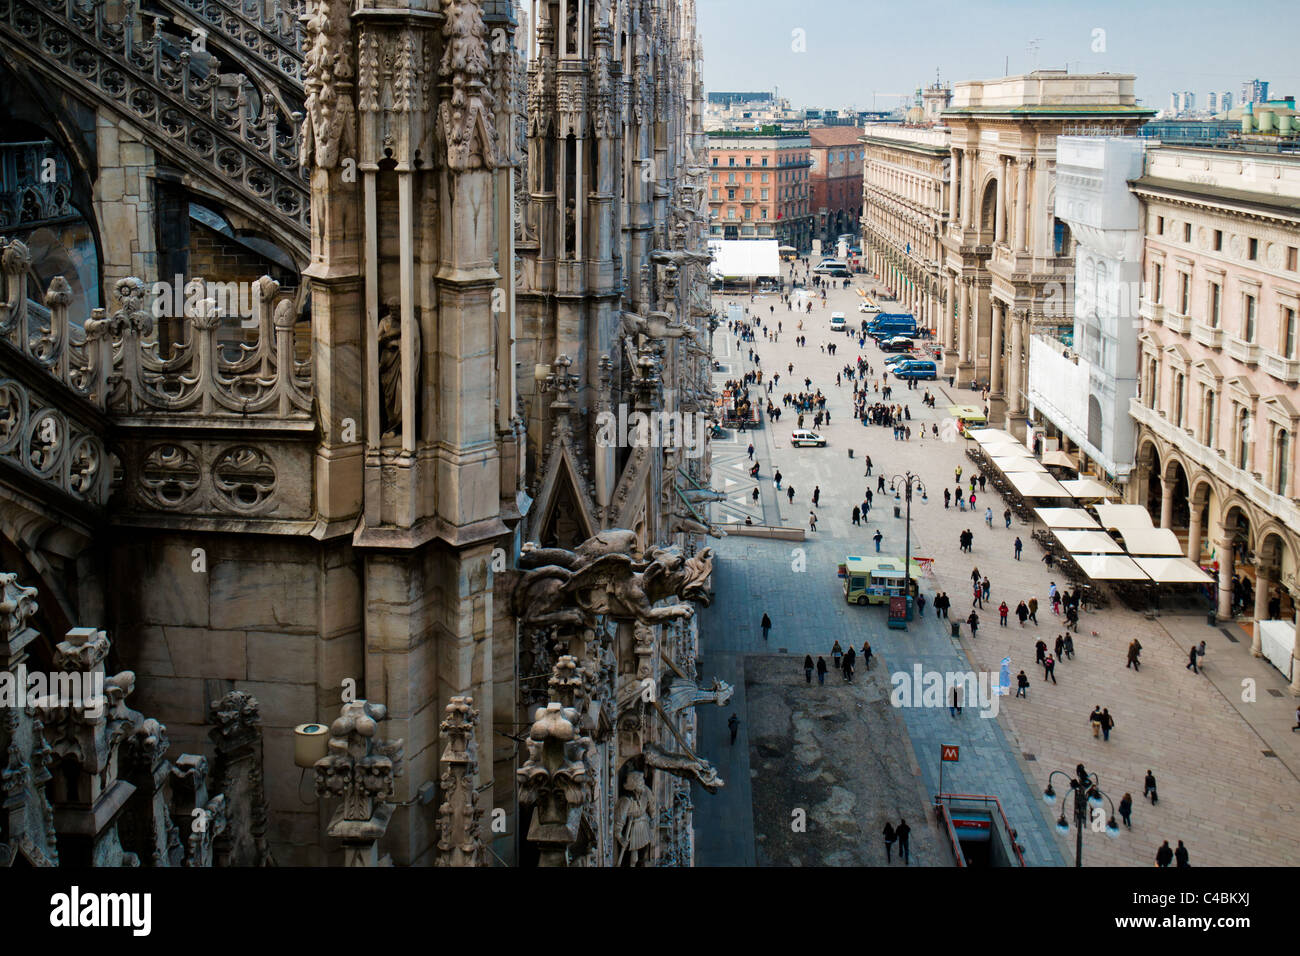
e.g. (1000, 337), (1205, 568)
(841, 555), (923, 606)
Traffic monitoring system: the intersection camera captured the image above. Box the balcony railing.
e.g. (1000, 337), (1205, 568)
(1139, 299), (1164, 326)
(1190, 323), (1223, 350)
(1225, 337), (1261, 366)
(1262, 350), (1300, 384)
(1163, 310), (1191, 334)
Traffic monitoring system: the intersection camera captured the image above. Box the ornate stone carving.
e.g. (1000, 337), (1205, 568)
(613, 769), (653, 866)
(438, 0), (498, 171)
(314, 700), (404, 866)
(377, 297), (421, 437)
(435, 696), (484, 866)
(517, 701), (590, 866)
(299, 0), (355, 170)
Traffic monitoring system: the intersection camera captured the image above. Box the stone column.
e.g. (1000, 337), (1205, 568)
(944, 271), (956, 355)
(961, 149), (974, 229)
(1187, 501), (1203, 562)
(1015, 158), (1029, 253)
(994, 158), (1007, 243)
(1291, 613), (1300, 695)
(1215, 535), (1234, 621)
(949, 149), (960, 223)
(1159, 476), (1176, 529)
(1008, 310), (1024, 417)
(990, 301), (1004, 394)
(1252, 565), (1272, 657)
(957, 277), (969, 364)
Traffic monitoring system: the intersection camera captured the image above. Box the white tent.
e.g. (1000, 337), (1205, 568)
(1115, 527), (1184, 556)
(1040, 450), (1077, 470)
(1034, 508), (1102, 529)
(708, 239), (781, 280)
(1094, 503), (1156, 529)
(1072, 554), (1149, 581)
(1060, 477), (1115, 499)
(1053, 530), (1124, 554)
(993, 457), (1047, 473)
(1132, 557), (1213, 584)
(1006, 472), (1071, 498)
(968, 428), (1017, 443)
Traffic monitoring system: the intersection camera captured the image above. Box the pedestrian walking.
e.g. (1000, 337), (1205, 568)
(1126, 639), (1142, 671)
(935, 592), (949, 619)
(877, 475), (886, 492)
(1175, 840), (1189, 867)
(832, 640), (843, 670)
(1101, 707), (1114, 741)
(985, 507), (994, 528)
(1016, 601), (1029, 627)
(1014, 536), (1023, 560)
(973, 583), (984, 609)
(1054, 634), (1065, 660)
(1016, 670), (1030, 698)
(787, 485), (795, 504)
(1004, 508), (1012, 529)
(816, 656), (827, 685)
(812, 485), (821, 507)
(1035, 639), (1047, 664)
(1043, 653), (1056, 684)
(1028, 596), (1039, 624)
(999, 601), (1009, 626)
(761, 612), (772, 641)
(862, 640), (873, 671)
(967, 611), (980, 638)
(1156, 841), (1173, 867)
(873, 529), (883, 553)
(1063, 633), (1075, 659)
(882, 822), (896, 863)
(950, 685), (963, 717)
(808, 511), (818, 532)
(774, 469), (782, 489)
(944, 488), (951, 508)
(852, 505), (861, 526)
(752, 487), (760, 505)
(804, 654), (814, 683)
(747, 442), (754, 460)
(896, 819), (911, 865)
(728, 713), (739, 745)
(1090, 705), (1103, 738)
(1144, 769), (1158, 803)
(1118, 793), (1133, 828)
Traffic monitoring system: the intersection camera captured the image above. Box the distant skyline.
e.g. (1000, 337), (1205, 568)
(696, 0), (1298, 113)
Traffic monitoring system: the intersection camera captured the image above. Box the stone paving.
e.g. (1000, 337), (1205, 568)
(694, 262), (1300, 867)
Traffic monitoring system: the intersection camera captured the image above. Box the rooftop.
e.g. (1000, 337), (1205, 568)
(946, 70), (1153, 117)
(810, 126), (866, 148)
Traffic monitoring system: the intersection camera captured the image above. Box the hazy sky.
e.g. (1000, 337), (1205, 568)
(696, 0), (1299, 112)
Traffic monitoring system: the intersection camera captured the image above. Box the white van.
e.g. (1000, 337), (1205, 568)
(830, 312), (846, 331)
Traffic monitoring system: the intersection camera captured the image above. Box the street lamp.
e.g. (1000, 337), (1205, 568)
(1043, 763), (1120, 867)
(887, 471), (926, 621)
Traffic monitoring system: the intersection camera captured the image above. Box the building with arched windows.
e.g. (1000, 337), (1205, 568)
(1129, 145), (1300, 686)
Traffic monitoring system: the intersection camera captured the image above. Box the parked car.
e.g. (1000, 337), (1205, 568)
(790, 429), (827, 447)
(891, 359), (938, 381)
(858, 300), (881, 315)
(882, 336), (915, 352)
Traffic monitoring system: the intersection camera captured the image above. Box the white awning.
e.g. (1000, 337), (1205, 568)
(1060, 477), (1116, 499)
(1054, 530), (1124, 554)
(1132, 557), (1214, 584)
(708, 239), (781, 279)
(1040, 450), (1077, 469)
(981, 442), (1034, 458)
(1094, 503), (1157, 530)
(1115, 527), (1184, 556)
(1072, 554), (1150, 581)
(1034, 507), (1102, 529)
(992, 456), (1047, 473)
(1006, 472), (1071, 498)
(969, 428), (1018, 444)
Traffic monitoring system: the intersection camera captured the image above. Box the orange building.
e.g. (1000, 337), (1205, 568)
(706, 129), (812, 250)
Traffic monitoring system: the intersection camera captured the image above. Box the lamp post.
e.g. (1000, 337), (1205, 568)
(888, 471), (926, 621)
(1043, 763), (1120, 867)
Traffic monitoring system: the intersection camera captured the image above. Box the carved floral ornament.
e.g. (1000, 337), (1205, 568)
(438, 0), (499, 171)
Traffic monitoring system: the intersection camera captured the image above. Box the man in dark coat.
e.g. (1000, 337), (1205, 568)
(896, 819), (911, 865)
(1156, 841), (1174, 867)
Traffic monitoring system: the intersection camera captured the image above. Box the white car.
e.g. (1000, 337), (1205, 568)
(790, 430), (827, 447)
(858, 301), (881, 314)
(830, 312), (846, 330)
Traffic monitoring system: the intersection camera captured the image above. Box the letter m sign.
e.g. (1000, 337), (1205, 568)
(941, 745), (960, 762)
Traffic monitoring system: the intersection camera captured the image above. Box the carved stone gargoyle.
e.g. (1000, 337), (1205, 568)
(314, 700), (404, 867)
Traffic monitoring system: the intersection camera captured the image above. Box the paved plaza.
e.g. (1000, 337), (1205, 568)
(695, 263), (1300, 867)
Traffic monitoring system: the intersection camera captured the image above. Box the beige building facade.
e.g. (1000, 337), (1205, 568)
(1129, 145), (1300, 688)
(940, 72), (1153, 428)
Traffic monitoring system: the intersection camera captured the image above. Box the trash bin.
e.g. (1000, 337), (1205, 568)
(950, 622), (960, 639)
(894, 505), (902, 518)
(848, 448), (854, 458)
(1206, 610), (1217, 626)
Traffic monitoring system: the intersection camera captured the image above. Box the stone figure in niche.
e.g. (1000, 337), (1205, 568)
(565, 199), (576, 257)
(376, 297), (422, 438)
(566, 3), (578, 54)
(614, 769), (653, 866)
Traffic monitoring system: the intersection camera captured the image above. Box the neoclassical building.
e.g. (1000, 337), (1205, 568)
(939, 72), (1153, 429)
(859, 123), (951, 336)
(1129, 144), (1300, 686)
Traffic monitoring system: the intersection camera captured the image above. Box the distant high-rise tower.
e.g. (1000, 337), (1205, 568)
(1221, 91), (1233, 112)
(1207, 91), (1217, 113)
(1241, 80), (1269, 105)
(1170, 92), (1180, 114)
(1183, 91), (1195, 112)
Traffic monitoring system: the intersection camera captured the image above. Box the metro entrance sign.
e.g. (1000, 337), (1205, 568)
(939, 744), (959, 796)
